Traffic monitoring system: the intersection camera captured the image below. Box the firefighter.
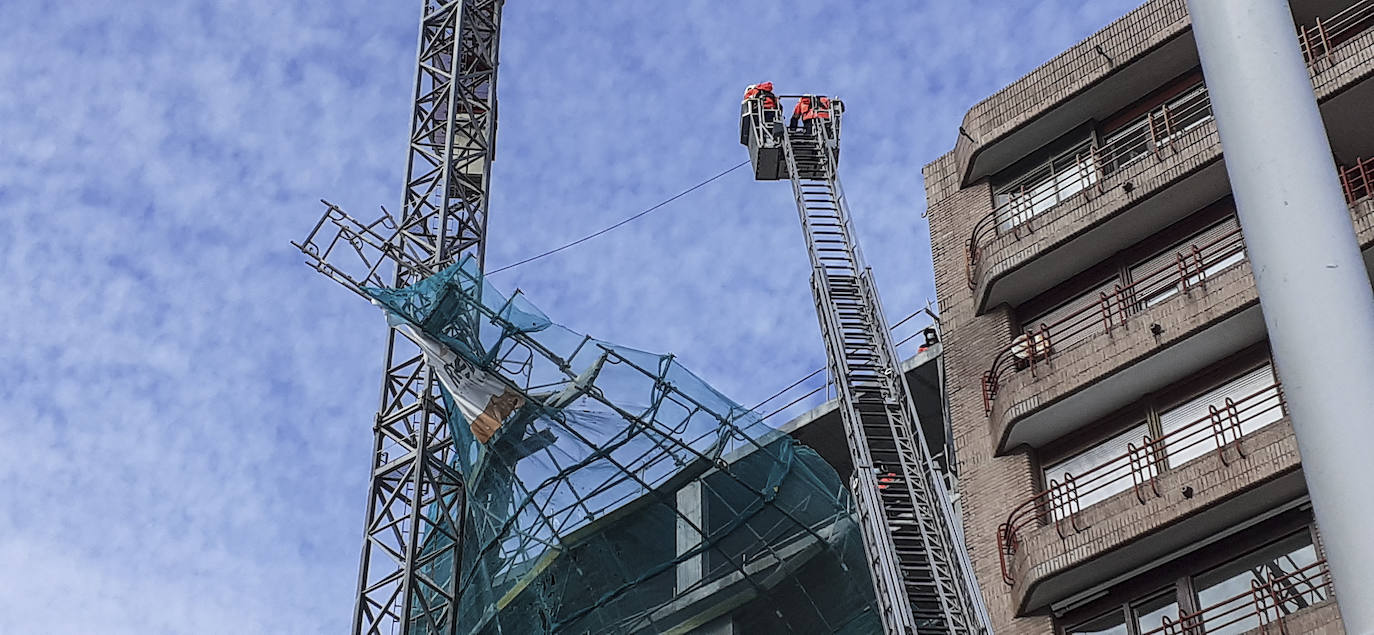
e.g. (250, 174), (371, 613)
(789, 95), (833, 134)
(741, 82), (782, 147)
(741, 81), (779, 110)
(741, 82), (781, 137)
(877, 466), (899, 490)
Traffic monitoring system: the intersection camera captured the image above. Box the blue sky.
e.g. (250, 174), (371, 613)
(0, 1), (1141, 632)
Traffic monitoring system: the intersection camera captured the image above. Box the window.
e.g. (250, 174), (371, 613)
(1130, 216), (1244, 308)
(1160, 363), (1282, 467)
(1060, 585), (1181, 635)
(1058, 522), (1327, 635)
(1022, 278), (1118, 359)
(1101, 119), (1152, 175)
(1192, 532), (1325, 635)
(1042, 356), (1281, 519)
(1131, 591), (1179, 634)
(1152, 85), (1212, 145)
(1044, 423), (1148, 520)
(1067, 611), (1127, 635)
(994, 139), (1097, 233)
(1099, 78), (1211, 176)
(1014, 208), (1242, 363)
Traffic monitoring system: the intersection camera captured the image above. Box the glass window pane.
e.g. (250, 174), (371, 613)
(1067, 609), (1128, 635)
(1194, 250), (1245, 282)
(1193, 532), (1324, 635)
(1103, 121), (1151, 175)
(1129, 216), (1243, 310)
(1163, 87), (1212, 139)
(995, 141), (1095, 233)
(1133, 591), (1180, 634)
(1160, 364), (1281, 467)
(1023, 279), (1117, 359)
(1044, 423), (1149, 519)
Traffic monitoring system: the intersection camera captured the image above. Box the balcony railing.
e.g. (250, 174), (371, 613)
(964, 88), (1215, 290)
(1339, 156), (1374, 204)
(980, 223), (1245, 416)
(1148, 559), (1332, 635)
(1300, 0), (1374, 67)
(995, 381), (1286, 586)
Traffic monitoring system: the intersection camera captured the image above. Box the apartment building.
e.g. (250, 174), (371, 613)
(923, 1), (1374, 633)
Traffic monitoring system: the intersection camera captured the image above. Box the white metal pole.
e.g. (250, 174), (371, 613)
(1187, 1), (1374, 630)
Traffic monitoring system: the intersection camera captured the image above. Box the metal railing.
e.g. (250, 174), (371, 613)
(1147, 559), (1332, 635)
(980, 223), (1245, 416)
(1300, 0), (1374, 68)
(995, 380), (1286, 585)
(965, 88), (1214, 289)
(1339, 156), (1374, 204)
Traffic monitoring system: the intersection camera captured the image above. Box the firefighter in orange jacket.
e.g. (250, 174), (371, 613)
(742, 81), (779, 110)
(741, 82), (782, 145)
(789, 95), (833, 133)
(742, 82), (780, 127)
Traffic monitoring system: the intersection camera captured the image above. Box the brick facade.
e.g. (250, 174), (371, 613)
(924, 1), (1374, 632)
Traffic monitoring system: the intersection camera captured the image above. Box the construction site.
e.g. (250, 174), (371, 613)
(295, 1), (1374, 634)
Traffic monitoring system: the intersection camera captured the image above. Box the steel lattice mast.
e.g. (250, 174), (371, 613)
(303, 1), (504, 633)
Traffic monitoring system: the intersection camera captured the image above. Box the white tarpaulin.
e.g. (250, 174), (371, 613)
(395, 322), (525, 444)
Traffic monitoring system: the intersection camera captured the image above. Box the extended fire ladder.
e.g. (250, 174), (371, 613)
(743, 96), (987, 634)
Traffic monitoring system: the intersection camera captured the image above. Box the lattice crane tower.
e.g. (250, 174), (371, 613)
(298, 1), (503, 633)
(740, 93), (989, 634)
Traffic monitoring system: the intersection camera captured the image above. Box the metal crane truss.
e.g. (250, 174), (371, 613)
(299, 201), (468, 635)
(297, 217), (885, 633)
(299, 0), (504, 632)
(743, 94), (987, 634)
(403, 0), (501, 270)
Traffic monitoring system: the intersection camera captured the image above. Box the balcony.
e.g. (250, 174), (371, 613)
(978, 76), (1374, 455)
(966, 92), (1227, 313)
(955, 0), (1195, 186)
(982, 222), (1267, 452)
(1299, 0), (1374, 71)
(965, 0), (1374, 314)
(995, 383), (1311, 612)
(1143, 559), (1336, 635)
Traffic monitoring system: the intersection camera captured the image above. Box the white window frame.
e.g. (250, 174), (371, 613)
(1160, 363), (1282, 468)
(1044, 423), (1149, 520)
(994, 140), (1097, 234)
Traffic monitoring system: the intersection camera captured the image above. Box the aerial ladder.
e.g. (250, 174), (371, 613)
(741, 92), (989, 634)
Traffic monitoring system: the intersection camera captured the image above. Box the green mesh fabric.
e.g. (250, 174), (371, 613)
(365, 258), (879, 634)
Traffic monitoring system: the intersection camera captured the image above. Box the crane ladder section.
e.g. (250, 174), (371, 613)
(781, 124), (981, 635)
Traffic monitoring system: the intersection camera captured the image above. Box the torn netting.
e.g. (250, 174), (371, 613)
(364, 257), (879, 634)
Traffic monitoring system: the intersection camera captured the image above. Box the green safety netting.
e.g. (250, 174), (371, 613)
(365, 257), (880, 634)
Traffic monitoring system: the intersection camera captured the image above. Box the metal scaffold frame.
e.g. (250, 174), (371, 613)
(296, 1), (503, 633)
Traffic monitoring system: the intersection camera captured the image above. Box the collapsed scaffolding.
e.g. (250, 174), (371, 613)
(296, 207), (885, 633)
